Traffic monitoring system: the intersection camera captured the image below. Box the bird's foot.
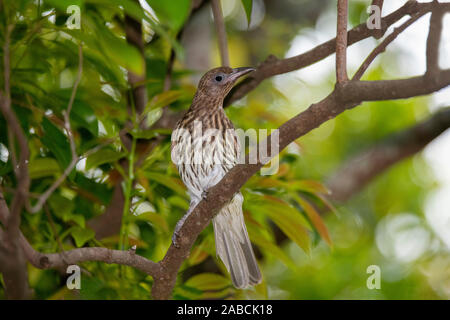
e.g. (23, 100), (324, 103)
(171, 231), (181, 248)
(171, 215), (187, 248)
(202, 190), (209, 200)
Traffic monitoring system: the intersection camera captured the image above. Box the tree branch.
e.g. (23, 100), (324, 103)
(426, 2), (444, 76)
(371, 0), (384, 12)
(27, 44), (83, 214)
(0, 191), (31, 299)
(352, 11), (425, 81)
(88, 2), (209, 239)
(151, 67), (450, 299)
(0, 24), (32, 299)
(225, 0), (450, 106)
(3, 0), (450, 300)
(0, 193), (160, 279)
(336, 0), (349, 83)
(327, 107), (450, 202)
(370, 0), (385, 39)
(211, 0), (230, 67)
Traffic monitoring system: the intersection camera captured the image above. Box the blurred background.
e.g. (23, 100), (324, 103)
(0, 0), (449, 299)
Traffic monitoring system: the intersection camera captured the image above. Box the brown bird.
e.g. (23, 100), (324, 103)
(171, 66), (262, 289)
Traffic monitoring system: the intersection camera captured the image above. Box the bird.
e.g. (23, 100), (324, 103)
(171, 66), (262, 289)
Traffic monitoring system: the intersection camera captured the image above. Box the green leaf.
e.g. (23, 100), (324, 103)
(146, 90), (183, 111)
(247, 194), (311, 253)
(132, 211), (169, 232)
(29, 158), (60, 179)
(146, 172), (187, 196)
(167, 195), (189, 211)
(45, 0), (83, 11)
(184, 273), (231, 292)
(70, 100), (99, 136)
(145, 108), (163, 128)
(241, 0), (253, 26)
(289, 180), (331, 195)
(41, 117), (72, 171)
(247, 222), (297, 270)
(188, 237), (214, 266)
(85, 148), (124, 170)
(292, 194), (332, 247)
(48, 193), (85, 227)
(70, 226), (95, 247)
(146, 0), (191, 31)
(73, 173), (112, 204)
(97, 25), (144, 75)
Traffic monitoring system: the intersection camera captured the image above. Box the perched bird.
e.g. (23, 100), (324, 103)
(171, 66), (262, 289)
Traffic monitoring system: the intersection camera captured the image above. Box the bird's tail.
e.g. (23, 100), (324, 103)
(212, 193), (262, 289)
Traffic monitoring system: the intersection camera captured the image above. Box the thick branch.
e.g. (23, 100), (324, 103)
(371, 0), (384, 11)
(327, 107), (450, 202)
(0, 192), (31, 299)
(151, 68), (450, 299)
(0, 24), (31, 299)
(225, 0), (450, 106)
(0, 192), (160, 279)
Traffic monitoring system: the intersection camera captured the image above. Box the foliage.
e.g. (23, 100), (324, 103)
(0, 0), (448, 300)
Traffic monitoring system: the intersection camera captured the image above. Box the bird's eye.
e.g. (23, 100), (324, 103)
(215, 75), (223, 82)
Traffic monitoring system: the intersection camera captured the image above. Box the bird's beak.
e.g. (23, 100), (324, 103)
(228, 67), (255, 83)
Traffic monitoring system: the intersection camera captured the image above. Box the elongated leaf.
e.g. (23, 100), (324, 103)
(146, 0), (191, 31)
(146, 172), (187, 196)
(185, 273), (231, 292)
(293, 194), (332, 247)
(132, 211), (169, 232)
(29, 158), (60, 179)
(45, 0), (83, 11)
(146, 90), (182, 111)
(70, 226), (95, 247)
(289, 180), (331, 195)
(97, 25), (144, 75)
(188, 237), (214, 266)
(41, 117), (72, 172)
(145, 108), (163, 128)
(241, 0), (253, 26)
(246, 194), (311, 252)
(315, 193), (340, 216)
(247, 222), (297, 270)
(85, 148), (124, 170)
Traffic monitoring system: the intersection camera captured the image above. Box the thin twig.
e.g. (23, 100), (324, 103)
(226, 1), (450, 106)
(426, 3), (444, 76)
(370, 0), (385, 39)
(352, 12), (425, 81)
(336, 0), (349, 83)
(211, 0), (230, 67)
(0, 24), (30, 236)
(27, 44), (83, 214)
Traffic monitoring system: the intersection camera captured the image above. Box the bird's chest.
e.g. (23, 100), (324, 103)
(171, 111), (240, 195)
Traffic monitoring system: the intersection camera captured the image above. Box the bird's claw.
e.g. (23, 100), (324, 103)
(172, 218), (185, 248)
(172, 231), (181, 248)
(202, 190), (209, 200)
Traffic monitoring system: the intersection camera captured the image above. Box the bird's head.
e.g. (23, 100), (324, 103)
(196, 66), (255, 99)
